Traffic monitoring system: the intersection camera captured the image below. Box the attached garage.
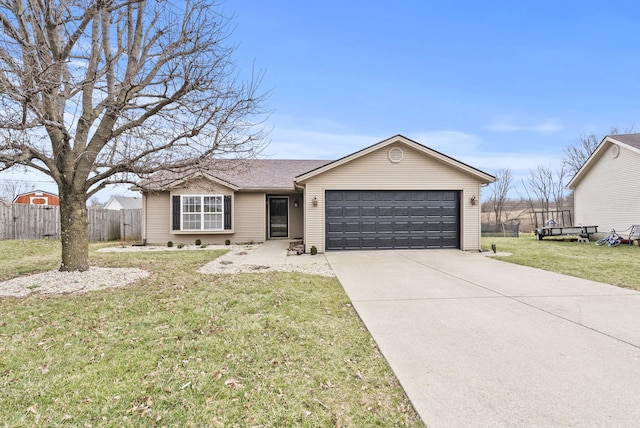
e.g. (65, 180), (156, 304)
(295, 135), (495, 253)
(325, 190), (459, 250)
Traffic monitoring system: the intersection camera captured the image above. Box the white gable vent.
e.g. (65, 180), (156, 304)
(611, 144), (620, 158)
(388, 147), (404, 163)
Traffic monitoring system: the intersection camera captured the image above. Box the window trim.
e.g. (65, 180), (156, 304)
(172, 194), (233, 233)
(181, 194), (223, 231)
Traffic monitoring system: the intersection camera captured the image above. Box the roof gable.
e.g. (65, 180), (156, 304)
(567, 134), (640, 189)
(295, 134), (495, 184)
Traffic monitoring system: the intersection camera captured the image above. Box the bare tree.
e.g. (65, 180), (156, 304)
(522, 164), (569, 226)
(563, 127), (632, 177)
(562, 132), (601, 177)
(0, 0), (268, 271)
(0, 178), (33, 202)
(522, 164), (554, 214)
(485, 168), (512, 224)
(551, 165), (567, 211)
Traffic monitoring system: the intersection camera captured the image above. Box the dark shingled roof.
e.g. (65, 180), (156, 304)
(138, 159), (332, 191)
(610, 133), (640, 149)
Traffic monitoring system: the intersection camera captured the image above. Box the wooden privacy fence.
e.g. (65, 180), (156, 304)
(0, 204), (141, 241)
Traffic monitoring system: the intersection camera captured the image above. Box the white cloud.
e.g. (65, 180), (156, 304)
(262, 127), (383, 159)
(411, 130), (482, 157)
(488, 119), (563, 133)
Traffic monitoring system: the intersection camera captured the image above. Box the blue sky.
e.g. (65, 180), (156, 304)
(230, 1), (640, 181)
(3, 0), (640, 200)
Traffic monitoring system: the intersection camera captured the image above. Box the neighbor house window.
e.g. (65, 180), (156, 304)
(172, 195), (232, 232)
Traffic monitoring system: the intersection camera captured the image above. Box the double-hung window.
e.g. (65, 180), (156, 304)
(180, 195), (223, 231)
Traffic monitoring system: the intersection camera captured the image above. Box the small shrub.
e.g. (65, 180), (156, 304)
(195, 239), (202, 246)
(200, 244), (207, 249)
(491, 243), (497, 253)
(310, 245), (318, 255)
(177, 243), (185, 249)
(225, 239), (231, 245)
(167, 241), (173, 248)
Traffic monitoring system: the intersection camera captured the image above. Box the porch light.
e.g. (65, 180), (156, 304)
(312, 196), (318, 207)
(470, 195), (477, 205)
(294, 200), (299, 208)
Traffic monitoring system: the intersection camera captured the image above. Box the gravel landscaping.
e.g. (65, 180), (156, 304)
(0, 243), (333, 297)
(0, 267), (150, 298)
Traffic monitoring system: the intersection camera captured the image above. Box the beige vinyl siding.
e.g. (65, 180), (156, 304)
(301, 144), (483, 252)
(144, 191), (171, 244)
(142, 178), (267, 244)
(289, 194), (304, 239)
(573, 144), (640, 235)
(233, 192), (266, 243)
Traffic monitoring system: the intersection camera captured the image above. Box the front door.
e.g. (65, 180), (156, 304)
(269, 197), (288, 238)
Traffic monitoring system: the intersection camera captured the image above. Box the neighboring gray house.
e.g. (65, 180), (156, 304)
(136, 135), (495, 252)
(104, 196), (142, 210)
(567, 133), (640, 235)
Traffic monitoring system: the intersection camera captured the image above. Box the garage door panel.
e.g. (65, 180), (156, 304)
(394, 222), (410, 232)
(361, 237), (378, 249)
(327, 221), (344, 233)
(426, 222), (443, 232)
(378, 206), (393, 217)
(394, 236), (411, 248)
(327, 192), (345, 202)
(410, 192), (426, 201)
(325, 190), (459, 250)
(409, 236), (428, 248)
(378, 222), (393, 233)
(426, 206), (445, 216)
(410, 221), (426, 231)
(327, 206), (344, 218)
(344, 222), (360, 233)
(378, 236), (393, 248)
(345, 192), (361, 201)
(442, 207), (457, 217)
(393, 206), (409, 217)
(442, 221), (458, 232)
(343, 206), (360, 217)
(361, 206), (376, 217)
(361, 191), (377, 201)
(359, 222), (375, 233)
(394, 191), (410, 201)
(409, 206), (427, 216)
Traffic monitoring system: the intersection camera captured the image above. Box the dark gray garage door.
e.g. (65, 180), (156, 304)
(325, 190), (459, 250)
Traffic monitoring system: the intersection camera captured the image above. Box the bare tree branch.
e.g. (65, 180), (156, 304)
(0, 0), (269, 270)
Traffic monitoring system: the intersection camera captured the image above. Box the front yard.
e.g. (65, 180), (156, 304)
(0, 241), (421, 427)
(482, 234), (640, 290)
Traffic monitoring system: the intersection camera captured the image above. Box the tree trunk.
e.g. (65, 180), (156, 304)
(59, 188), (89, 272)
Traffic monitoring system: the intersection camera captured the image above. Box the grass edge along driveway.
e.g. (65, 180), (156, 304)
(482, 234), (640, 290)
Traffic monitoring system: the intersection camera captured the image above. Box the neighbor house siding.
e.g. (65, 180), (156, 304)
(573, 144), (640, 234)
(301, 145), (482, 252)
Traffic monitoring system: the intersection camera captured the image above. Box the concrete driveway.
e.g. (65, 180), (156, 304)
(325, 250), (640, 427)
